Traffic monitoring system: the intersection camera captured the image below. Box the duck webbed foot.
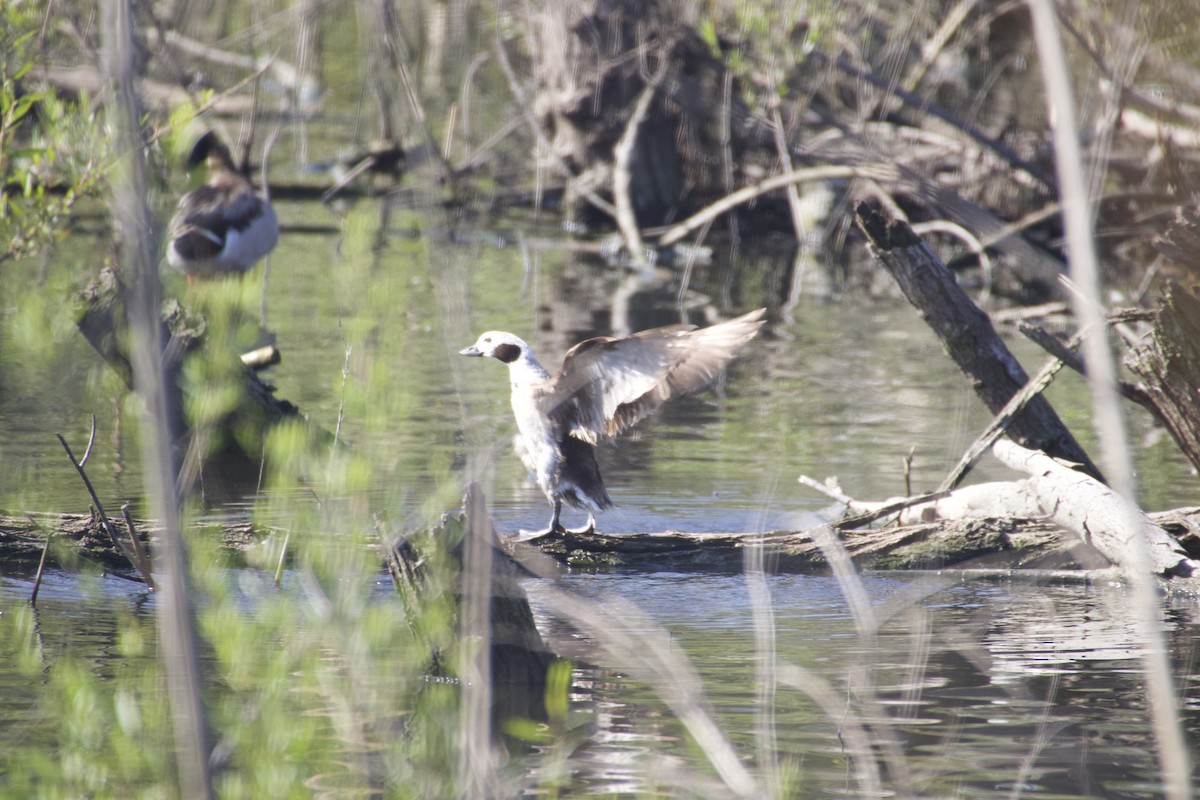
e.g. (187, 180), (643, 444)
(515, 501), (566, 543)
(516, 504), (596, 541)
(562, 513), (596, 535)
(515, 526), (561, 543)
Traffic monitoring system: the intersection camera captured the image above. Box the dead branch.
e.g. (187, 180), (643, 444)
(938, 332), (1080, 492)
(855, 202), (1103, 481)
(656, 165), (878, 246)
(57, 430), (152, 586)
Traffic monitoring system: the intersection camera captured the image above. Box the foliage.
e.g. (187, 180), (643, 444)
(0, 5), (107, 264)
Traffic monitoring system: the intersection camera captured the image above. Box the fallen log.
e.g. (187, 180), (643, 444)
(7, 490), (1196, 579)
(0, 511), (266, 575)
(498, 517), (1070, 573)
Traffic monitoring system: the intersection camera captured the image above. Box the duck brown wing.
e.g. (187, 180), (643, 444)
(172, 183), (269, 240)
(544, 309), (765, 443)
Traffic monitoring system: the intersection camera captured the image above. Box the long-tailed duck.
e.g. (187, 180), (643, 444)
(460, 308), (766, 539)
(167, 132), (279, 281)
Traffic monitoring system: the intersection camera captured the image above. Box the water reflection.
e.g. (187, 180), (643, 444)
(524, 571), (1199, 799)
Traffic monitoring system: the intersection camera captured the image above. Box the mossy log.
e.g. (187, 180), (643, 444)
(6, 500), (1198, 579)
(497, 517), (1066, 573)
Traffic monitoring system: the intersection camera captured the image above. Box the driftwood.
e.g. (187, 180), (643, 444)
(844, 443), (1198, 579)
(992, 441), (1196, 577)
(854, 203), (1103, 482)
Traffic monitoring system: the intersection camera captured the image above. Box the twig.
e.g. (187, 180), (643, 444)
(1018, 322), (1155, 409)
(903, 446), (915, 497)
(938, 332), (1081, 493)
(121, 503), (157, 590)
(911, 219), (994, 299)
(491, 33), (617, 219)
(833, 490), (954, 531)
(31, 518), (52, 606)
(797, 474), (854, 506)
(333, 323), (350, 449)
(80, 414), (97, 467)
(273, 529), (290, 589)
(612, 50), (671, 264)
(56, 432), (139, 571)
(144, 60), (275, 152)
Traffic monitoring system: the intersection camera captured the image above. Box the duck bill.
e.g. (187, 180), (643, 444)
(459, 345), (483, 357)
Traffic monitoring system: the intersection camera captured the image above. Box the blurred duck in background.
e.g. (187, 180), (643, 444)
(167, 131), (278, 282)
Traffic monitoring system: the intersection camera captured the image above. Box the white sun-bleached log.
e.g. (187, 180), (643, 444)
(992, 440), (1195, 578)
(866, 481), (1047, 525)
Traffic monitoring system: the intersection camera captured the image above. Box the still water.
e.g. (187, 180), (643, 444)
(1, 195), (1198, 796)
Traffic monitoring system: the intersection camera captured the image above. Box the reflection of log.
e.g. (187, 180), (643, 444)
(855, 203), (1103, 481)
(386, 491), (556, 725)
(1123, 281), (1200, 473)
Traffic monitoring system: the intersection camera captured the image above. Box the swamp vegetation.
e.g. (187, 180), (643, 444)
(2, 0), (1200, 797)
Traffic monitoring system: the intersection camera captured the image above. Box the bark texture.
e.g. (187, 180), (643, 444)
(1124, 281), (1200, 473)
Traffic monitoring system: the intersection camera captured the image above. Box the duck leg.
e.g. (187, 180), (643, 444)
(516, 500), (566, 542)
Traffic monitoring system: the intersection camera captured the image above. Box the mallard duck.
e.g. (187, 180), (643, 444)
(167, 132), (278, 281)
(460, 308), (766, 539)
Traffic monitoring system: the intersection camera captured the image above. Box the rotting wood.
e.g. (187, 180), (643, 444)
(854, 202), (1103, 481)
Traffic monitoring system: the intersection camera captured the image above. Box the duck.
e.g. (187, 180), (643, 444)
(460, 308), (766, 540)
(167, 131), (279, 281)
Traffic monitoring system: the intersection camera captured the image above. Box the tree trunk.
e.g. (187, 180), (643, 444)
(1124, 281), (1200, 473)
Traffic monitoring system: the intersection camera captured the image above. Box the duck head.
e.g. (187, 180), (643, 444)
(186, 130), (237, 172)
(459, 331), (527, 364)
